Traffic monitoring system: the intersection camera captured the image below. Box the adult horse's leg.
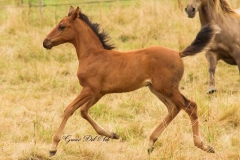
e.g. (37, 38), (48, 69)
(147, 85), (181, 154)
(49, 87), (99, 156)
(232, 48), (240, 77)
(171, 93), (215, 152)
(205, 51), (218, 94)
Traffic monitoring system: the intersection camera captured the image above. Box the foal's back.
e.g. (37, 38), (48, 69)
(89, 46), (183, 94)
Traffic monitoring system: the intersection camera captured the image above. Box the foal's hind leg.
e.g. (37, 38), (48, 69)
(148, 86), (181, 154)
(171, 93), (215, 153)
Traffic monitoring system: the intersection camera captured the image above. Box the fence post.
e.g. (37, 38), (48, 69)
(177, 0), (183, 12)
(16, 0), (23, 6)
(39, 0), (44, 21)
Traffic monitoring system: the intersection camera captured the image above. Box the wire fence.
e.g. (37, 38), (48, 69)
(0, 0), (132, 8)
(0, 0), (135, 24)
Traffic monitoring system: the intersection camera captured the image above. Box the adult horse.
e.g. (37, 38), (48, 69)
(43, 6), (219, 156)
(185, 0), (240, 94)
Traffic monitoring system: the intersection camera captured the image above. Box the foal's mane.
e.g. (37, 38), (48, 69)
(78, 12), (115, 50)
(213, 0), (236, 15)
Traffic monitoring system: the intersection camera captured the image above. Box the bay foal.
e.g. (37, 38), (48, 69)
(43, 6), (220, 156)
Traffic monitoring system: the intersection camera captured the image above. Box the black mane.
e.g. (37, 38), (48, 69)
(78, 12), (115, 50)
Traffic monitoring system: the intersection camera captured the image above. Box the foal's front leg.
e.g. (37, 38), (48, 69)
(80, 100), (119, 139)
(49, 87), (96, 156)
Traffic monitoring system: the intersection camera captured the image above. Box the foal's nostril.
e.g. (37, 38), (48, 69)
(185, 8), (187, 12)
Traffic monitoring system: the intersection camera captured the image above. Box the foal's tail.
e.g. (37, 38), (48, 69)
(179, 24), (220, 58)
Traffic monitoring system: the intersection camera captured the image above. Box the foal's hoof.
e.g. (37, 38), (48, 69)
(49, 150), (57, 157)
(207, 87), (216, 94)
(148, 147), (154, 155)
(113, 132), (119, 139)
(207, 146), (215, 153)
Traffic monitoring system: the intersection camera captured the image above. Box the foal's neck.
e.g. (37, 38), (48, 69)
(72, 20), (104, 60)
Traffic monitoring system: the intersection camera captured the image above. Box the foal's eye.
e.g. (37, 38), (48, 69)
(58, 25), (66, 30)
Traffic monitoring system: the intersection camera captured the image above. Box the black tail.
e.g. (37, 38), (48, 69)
(179, 24), (220, 58)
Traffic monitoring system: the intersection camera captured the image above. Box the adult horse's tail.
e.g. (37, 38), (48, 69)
(179, 24), (220, 58)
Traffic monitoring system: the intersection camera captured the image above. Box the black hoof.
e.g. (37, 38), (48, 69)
(148, 147), (154, 155)
(49, 150), (57, 157)
(113, 132), (119, 139)
(207, 87), (216, 94)
(207, 146), (215, 153)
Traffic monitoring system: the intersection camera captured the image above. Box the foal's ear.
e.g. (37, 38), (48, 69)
(69, 7), (80, 20)
(68, 6), (75, 16)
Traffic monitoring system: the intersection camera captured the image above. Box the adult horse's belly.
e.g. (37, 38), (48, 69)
(217, 50), (237, 65)
(215, 42), (237, 65)
(221, 58), (237, 65)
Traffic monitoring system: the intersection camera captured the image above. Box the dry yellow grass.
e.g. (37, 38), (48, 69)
(0, 0), (240, 159)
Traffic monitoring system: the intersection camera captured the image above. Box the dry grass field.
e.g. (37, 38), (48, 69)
(0, 0), (240, 159)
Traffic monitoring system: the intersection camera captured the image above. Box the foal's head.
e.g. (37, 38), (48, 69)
(43, 6), (115, 50)
(43, 6), (80, 49)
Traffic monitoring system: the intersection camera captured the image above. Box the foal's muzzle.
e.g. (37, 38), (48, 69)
(43, 37), (53, 50)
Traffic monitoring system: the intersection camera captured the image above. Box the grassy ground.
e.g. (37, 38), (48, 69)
(0, 0), (240, 159)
